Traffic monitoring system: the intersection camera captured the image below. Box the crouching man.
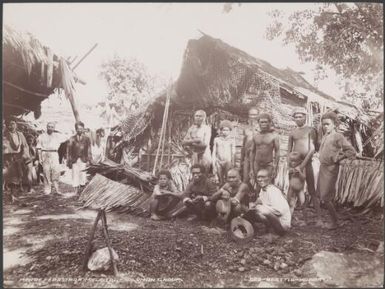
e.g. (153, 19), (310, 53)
(150, 169), (181, 220)
(246, 169), (291, 236)
(209, 169), (249, 223)
(182, 164), (217, 221)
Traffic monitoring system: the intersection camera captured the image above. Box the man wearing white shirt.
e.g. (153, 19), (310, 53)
(36, 122), (66, 195)
(248, 169), (291, 236)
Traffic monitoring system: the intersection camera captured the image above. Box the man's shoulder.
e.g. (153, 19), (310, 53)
(267, 184), (282, 194)
(239, 182), (249, 189)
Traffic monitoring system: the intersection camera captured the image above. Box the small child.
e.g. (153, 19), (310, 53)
(150, 170), (181, 220)
(212, 120), (235, 185)
(287, 152), (307, 222)
(318, 112), (356, 229)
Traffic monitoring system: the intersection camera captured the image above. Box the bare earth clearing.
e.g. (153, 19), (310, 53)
(3, 181), (383, 288)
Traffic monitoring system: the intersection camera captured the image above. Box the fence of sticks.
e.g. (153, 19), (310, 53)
(335, 158), (384, 214)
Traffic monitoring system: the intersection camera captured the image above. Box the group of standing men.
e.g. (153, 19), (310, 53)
(150, 107), (357, 234)
(3, 120), (106, 196)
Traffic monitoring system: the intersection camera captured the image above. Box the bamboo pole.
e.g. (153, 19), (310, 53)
(100, 210), (119, 276)
(82, 210), (102, 272)
(72, 43), (98, 70)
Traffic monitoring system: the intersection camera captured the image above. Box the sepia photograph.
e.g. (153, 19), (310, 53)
(2, 2), (384, 288)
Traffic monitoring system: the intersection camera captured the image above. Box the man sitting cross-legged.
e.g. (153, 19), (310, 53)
(245, 168), (291, 236)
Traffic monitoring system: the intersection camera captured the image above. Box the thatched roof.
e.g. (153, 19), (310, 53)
(118, 33), (370, 146)
(3, 25), (78, 119)
(174, 33), (336, 111)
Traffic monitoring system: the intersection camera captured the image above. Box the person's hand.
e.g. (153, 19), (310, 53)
(221, 190), (230, 200)
(230, 197), (239, 205)
(249, 202), (257, 210)
(256, 198), (263, 205)
(33, 160), (39, 166)
(183, 197), (192, 204)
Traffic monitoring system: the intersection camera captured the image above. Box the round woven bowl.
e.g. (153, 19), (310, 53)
(230, 217), (255, 242)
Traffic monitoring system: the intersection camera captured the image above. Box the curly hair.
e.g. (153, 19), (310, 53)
(257, 113), (272, 122)
(157, 169), (172, 180)
(191, 163), (206, 174)
(321, 111), (339, 125)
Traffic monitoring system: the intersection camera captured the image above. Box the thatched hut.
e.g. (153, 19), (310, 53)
(116, 34), (376, 170)
(3, 25), (81, 123)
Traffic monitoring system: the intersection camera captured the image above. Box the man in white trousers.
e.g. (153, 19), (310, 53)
(67, 121), (92, 194)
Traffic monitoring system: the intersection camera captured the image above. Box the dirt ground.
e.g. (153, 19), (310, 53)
(3, 181), (384, 288)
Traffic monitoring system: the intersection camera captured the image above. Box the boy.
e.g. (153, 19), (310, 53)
(212, 120), (235, 185)
(287, 107), (321, 225)
(150, 170), (181, 220)
(24, 135), (39, 193)
(318, 111), (356, 229)
(286, 152), (307, 223)
(241, 107), (259, 184)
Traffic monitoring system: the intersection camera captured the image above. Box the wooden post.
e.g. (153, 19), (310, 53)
(101, 210), (119, 276)
(65, 90), (81, 122)
(82, 210), (102, 272)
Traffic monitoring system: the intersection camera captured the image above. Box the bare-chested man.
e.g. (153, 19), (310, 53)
(240, 107), (259, 184)
(250, 113), (280, 197)
(288, 107), (321, 225)
(183, 110), (212, 171)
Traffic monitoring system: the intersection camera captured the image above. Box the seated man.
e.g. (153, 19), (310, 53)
(181, 164), (217, 221)
(150, 169), (181, 220)
(246, 168), (291, 236)
(209, 169), (250, 223)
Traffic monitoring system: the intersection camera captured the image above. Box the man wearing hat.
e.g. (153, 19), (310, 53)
(209, 169), (250, 223)
(288, 107), (321, 226)
(247, 169), (291, 236)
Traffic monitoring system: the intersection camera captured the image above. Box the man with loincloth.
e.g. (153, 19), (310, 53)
(182, 110), (212, 171)
(287, 107), (322, 225)
(250, 113), (280, 198)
